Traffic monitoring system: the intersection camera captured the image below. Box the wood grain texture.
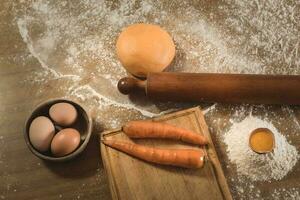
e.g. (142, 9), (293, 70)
(0, 2), (112, 198)
(100, 107), (232, 200)
(147, 73), (300, 105)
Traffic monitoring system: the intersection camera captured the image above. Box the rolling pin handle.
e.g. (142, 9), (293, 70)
(117, 77), (146, 95)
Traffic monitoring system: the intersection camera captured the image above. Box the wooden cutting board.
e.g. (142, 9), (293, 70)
(100, 107), (232, 200)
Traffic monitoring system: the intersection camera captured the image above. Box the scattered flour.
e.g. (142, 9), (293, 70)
(202, 103), (216, 115)
(69, 85), (158, 118)
(220, 0), (300, 74)
(271, 188), (300, 200)
(14, 0), (300, 126)
(224, 115), (299, 181)
(15, 0), (177, 123)
(11, 0), (300, 199)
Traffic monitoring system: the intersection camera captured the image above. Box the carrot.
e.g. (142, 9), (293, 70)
(103, 140), (205, 168)
(122, 121), (208, 145)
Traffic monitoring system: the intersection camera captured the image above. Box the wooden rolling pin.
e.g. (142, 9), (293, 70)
(117, 72), (300, 105)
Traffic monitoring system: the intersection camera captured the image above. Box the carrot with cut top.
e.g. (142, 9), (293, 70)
(122, 121), (208, 145)
(103, 140), (205, 168)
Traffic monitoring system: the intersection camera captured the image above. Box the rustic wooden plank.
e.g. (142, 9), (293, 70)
(195, 109), (232, 199)
(100, 107), (232, 200)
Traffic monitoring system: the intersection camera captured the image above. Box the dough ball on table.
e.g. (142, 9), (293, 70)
(116, 23), (175, 78)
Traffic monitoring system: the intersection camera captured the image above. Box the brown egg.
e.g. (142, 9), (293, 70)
(116, 23), (175, 78)
(51, 128), (81, 157)
(49, 102), (77, 126)
(29, 116), (55, 152)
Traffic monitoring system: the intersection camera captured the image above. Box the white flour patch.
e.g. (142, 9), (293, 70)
(224, 116), (299, 181)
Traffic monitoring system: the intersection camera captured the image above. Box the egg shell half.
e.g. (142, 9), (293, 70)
(51, 128), (81, 157)
(49, 102), (78, 126)
(29, 116), (55, 152)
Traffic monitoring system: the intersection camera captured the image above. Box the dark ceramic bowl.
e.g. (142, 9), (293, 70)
(24, 99), (92, 161)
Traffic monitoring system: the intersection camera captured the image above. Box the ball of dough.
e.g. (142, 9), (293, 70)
(116, 23), (175, 78)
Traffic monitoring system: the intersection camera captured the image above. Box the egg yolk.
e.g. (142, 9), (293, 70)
(249, 130), (274, 153)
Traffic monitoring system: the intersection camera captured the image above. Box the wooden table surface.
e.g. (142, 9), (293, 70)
(0, 37), (112, 199)
(1, 0), (299, 200)
(0, 2), (112, 199)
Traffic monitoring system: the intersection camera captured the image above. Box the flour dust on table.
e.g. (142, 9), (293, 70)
(224, 115), (298, 182)
(11, 0), (300, 199)
(205, 104), (300, 199)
